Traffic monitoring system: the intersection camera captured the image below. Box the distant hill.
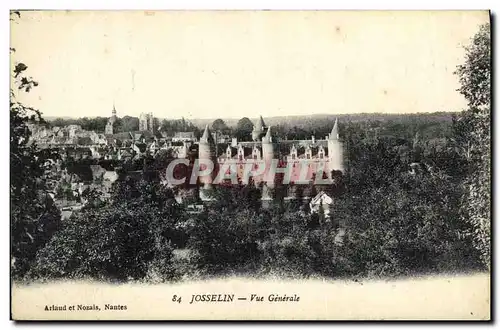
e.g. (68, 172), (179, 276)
(44, 116), (75, 121)
(188, 112), (458, 129)
(44, 112), (458, 130)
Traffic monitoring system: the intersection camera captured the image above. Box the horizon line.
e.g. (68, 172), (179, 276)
(42, 110), (461, 121)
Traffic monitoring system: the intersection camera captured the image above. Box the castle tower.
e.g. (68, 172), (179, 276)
(261, 125), (274, 163)
(327, 118), (344, 174)
(251, 116), (266, 141)
(199, 124), (216, 201)
(261, 126), (274, 203)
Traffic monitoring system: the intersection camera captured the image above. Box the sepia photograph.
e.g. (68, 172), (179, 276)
(10, 10), (491, 320)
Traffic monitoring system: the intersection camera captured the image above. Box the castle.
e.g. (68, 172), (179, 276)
(197, 116), (344, 202)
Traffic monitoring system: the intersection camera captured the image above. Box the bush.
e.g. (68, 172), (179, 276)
(186, 209), (264, 274)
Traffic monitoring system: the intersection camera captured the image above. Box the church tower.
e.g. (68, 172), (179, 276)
(147, 112), (155, 133)
(111, 103), (117, 122)
(105, 104), (117, 135)
(139, 112), (154, 132)
(198, 125), (216, 201)
(327, 118), (344, 174)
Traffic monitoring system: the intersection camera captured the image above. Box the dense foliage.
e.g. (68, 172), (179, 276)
(453, 23), (491, 268)
(183, 130), (483, 279)
(10, 14), (61, 279)
(159, 117), (200, 137)
(48, 116), (201, 137)
(28, 179), (183, 282)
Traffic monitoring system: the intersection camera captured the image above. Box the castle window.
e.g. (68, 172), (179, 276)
(239, 155), (243, 161)
(306, 154), (311, 159)
(292, 154), (296, 160)
(253, 154), (257, 160)
(319, 153), (324, 159)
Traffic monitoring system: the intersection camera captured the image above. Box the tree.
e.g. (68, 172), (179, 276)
(48, 116), (109, 132)
(115, 116), (139, 132)
(454, 23), (491, 268)
(159, 118), (200, 137)
(30, 179), (183, 282)
(208, 182), (262, 213)
(186, 209), (263, 273)
(455, 24), (491, 110)
(234, 117), (254, 141)
(10, 12), (61, 279)
(211, 118), (229, 134)
(317, 200), (325, 226)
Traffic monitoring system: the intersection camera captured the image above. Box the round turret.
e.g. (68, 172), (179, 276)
(261, 126), (274, 163)
(198, 125), (216, 187)
(327, 118), (344, 173)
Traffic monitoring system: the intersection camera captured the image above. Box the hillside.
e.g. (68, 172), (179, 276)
(179, 112), (458, 129)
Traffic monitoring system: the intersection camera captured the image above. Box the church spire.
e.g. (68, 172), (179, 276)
(329, 118), (339, 140)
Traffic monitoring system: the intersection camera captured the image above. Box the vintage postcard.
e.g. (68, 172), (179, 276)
(10, 10), (491, 320)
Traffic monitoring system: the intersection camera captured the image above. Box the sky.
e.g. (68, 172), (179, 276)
(10, 10), (489, 120)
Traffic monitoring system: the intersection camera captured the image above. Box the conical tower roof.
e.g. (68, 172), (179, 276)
(329, 118), (339, 140)
(200, 124), (214, 144)
(263, 125), (272, 143)
(254, 116), (266, 131)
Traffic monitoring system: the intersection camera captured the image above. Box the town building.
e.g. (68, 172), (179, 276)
(172, 131), (197, 142)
